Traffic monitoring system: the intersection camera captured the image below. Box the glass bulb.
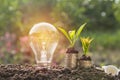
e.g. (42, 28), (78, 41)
(29, 22), (59, 68)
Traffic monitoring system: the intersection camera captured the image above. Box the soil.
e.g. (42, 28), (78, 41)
(66, 47), (78, 53)
(80, 55), (92, 61)
(0, 64), (120, 80)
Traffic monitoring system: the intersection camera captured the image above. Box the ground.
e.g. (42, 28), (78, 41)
(0, 64), (119, 80)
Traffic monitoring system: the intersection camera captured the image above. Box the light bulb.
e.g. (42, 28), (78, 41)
(29, 22), (59, 68)
(102, 65), (119, 76)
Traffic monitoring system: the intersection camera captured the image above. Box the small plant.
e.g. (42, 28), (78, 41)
(80, 37), (93, 56)
(58, 23), (86, 68)
(79, 37), (93, 68)
(58, 23), (86, 47)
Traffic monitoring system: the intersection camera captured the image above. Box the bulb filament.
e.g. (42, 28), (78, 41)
(40, 42), (48, 66)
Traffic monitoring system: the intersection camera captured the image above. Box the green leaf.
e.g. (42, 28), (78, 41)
(69, 30), (75, 40)
(57, 27), (72, 44)
(75, 23), (86, 40)
(80, 37), (93, 55)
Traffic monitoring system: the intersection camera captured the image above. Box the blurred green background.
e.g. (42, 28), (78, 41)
(0, 0), (120, 67)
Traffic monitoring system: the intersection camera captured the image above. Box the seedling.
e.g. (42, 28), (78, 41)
(58, 23), (86, 47)
(80, 37), (93, 56)
(79, 37), (93, 68)
(58, 23), (86, 68)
